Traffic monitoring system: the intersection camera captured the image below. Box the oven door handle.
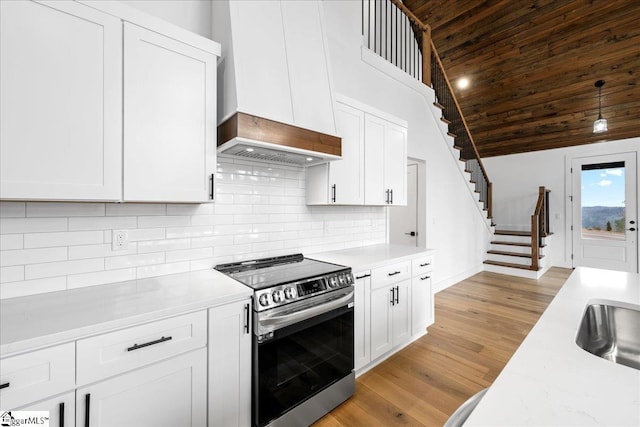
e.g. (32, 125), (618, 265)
(258, 289), (354, 335)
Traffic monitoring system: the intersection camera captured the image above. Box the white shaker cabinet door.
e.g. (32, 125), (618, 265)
(330, 103), (365, 204)
(76, 349), (207, 427)
(391, 279), (412, 346)
(363, 115), (387, 205)
(208, 299), (252, 427)
(0, 0), (122, 201)
(16, 391), (75, 427)
(370, 284), (394, 360)
(353, 271), (372, 371)
(123, 23), (216, 203)
(384, 122), (408, 206)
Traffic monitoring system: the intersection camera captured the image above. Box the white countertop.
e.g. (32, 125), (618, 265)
(309, 243), (435, 271)
(0, 269), (251, 357)
(466, 267), (640, 426)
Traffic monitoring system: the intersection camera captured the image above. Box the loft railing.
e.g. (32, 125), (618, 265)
(430, 43), (492, 219)
(362, 0), (431, 86)
(362, 0), (492, 220)
(531, 186), (550, 270)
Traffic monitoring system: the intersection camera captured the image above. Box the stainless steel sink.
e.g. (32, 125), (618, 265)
(576, 303), (640, 370)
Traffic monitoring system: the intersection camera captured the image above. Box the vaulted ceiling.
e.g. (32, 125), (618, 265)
(403, 0), (640, 157)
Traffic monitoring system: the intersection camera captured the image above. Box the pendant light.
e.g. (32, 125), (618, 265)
(593, 80), (607, 133)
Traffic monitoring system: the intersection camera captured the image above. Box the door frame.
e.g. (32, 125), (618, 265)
(566, 150), (638, 272)
(387, 159), (426, 248)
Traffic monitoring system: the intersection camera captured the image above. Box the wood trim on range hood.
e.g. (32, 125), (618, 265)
(217, 112), (342, 166)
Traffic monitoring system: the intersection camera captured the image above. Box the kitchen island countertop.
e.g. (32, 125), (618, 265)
(1, 269), (251, 357)
(466, 267), (640, 426)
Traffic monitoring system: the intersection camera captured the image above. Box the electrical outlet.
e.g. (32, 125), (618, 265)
(112, 230), (129, 251)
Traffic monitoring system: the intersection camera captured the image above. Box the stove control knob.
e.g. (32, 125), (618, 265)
(284, 287), (296, 300)
(328, 276), (338, 288)
(272, 289), (285, 303)
(345, 274), (353, 284)
(258, 293), (270, 307)
(338, 274), (346, 285)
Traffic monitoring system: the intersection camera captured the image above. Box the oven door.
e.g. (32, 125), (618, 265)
(253, 286), (354, 427)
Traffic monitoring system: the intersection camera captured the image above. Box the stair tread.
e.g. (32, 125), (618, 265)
(483, 260), (541, 271)
(433, 102), (444, 109)
(447, 131), (457, 138)
(440, 117), (452, 124)
(491, 240), (547, 248)
(495, 229), (532, 236)
(487, 250), (544, 259)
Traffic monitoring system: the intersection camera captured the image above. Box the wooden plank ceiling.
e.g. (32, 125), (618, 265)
(403, 0), (640, 157)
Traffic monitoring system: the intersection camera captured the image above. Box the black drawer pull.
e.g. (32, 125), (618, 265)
(420, 276), (431, 281)
(0, 382), (9, 390)
(355, 273), (371, 279)
(420, 262), (431, 267)
(127, 336), (172, 352)
(388, 271), (401, 276)
(60, 401), (65, 427)
(84, 393), (90, 427)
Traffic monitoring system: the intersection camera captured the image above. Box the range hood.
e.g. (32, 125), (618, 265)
(217, 112), (342, 166)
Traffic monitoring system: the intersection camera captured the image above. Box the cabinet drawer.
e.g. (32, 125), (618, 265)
(371, 261), (411, 289)
(412, 255), (434, 277)
(0, 342), (75, 409)
(77, 311), (206, 385)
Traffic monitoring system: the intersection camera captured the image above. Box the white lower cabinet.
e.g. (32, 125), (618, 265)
(76, 348), (207, 427)
(353, 271), (372, 371)
(208, 299), (252, 427)
(370, 279), (411, 361)
(411, 255), (434, 337)
(16, 391), (75, 427)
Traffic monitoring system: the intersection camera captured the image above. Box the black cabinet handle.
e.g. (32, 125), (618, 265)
(420, 276), (431, 281)
(244, 303), (250, 334)
(0, 382), (9, 390)
(420, 262), (430, 267)
(127, 336), (172, 352)
(331, 184), (337, 203)
(390, 189), (393, 204)
(355, 273), (371, 279)
(59, 401), (65, 427)
(209, 174), (215, 200)
(84, 394), (90, 427)
(395, 286), (399, 304)
(388, 271), (401, 276)
(389, 287), (395, 306)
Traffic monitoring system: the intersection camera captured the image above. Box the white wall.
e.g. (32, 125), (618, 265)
(122, 0), (212, 39)
(321, 0), (491, 290)
(0, 159), (386, 299)
(484, 137), (640, 268)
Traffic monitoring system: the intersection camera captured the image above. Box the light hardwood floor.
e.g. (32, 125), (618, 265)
(313, 267), (573, 427)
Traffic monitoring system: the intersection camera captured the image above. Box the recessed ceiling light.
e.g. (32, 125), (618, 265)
(457, 77), (470, 89)
(306, 157), (313, 162)
(246, 148), (254, 152)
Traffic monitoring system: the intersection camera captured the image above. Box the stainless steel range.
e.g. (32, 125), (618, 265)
(215, 254), (355, 427)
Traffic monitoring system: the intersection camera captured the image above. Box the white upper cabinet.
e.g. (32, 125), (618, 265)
(306, 102), (365, 205)
(0, 0), (122, 201)
(307, 99), (407, 206)
(215, 0), (337, 136)
(123, 23), (216, 203)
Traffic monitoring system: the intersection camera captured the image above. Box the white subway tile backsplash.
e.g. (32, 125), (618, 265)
(0, 234), (23, 250)
(105, 253), (165, 270)
(68, 243), (138, 260)
(1, 247), (68, 267)
(137, 261), (190, 279)
(68, 216), (137, 231)
(0, 202), (26, 218)
(67, 268), (136, 290)
(1, 277), (67, 299)
(137, 238), (191, 254)
(0, 159), (385, 299)
(106, 203), (166, 216)
(25, 258), (104, 280)
(26, 202), (105, 217)
(1, 218), (68, 234)
(165, 248), (213, 263)
(24, 231), (103, 248)
(1, 266), (24, 283)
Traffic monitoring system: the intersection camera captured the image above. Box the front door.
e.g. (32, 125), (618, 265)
(571, 152), (638, 272)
